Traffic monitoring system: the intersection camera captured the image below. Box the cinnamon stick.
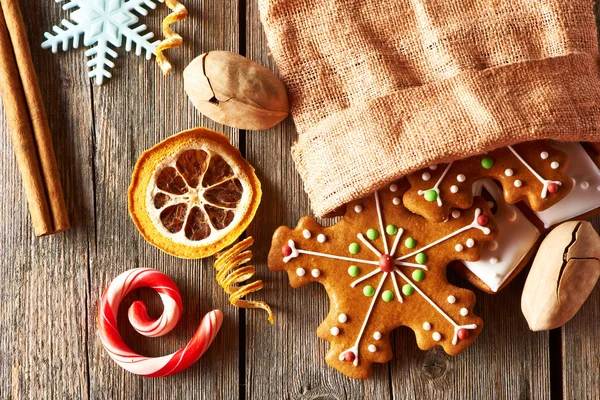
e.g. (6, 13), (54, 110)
(0, 2), (69, 235)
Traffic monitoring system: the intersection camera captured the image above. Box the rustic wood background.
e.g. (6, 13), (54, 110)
(1, 1), (599, 399)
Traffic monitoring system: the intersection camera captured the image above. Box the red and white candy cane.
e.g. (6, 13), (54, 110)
(97, 268), (223, 377)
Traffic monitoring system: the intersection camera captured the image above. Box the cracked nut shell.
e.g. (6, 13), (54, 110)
(183, 51), (289, 130)
(521, 221), (600, 331)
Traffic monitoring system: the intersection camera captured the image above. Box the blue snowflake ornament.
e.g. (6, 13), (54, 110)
(42, 0), (164, 85)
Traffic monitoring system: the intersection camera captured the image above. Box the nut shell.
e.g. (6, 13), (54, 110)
(184, 51), (289, 130)
(522, 221), (600, 331)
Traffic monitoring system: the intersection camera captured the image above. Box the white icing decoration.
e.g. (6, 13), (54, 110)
(540, 151), (549, 160)
(551, 161), (560, 169)
(505, 168), (514, 177)
(373, 332), (382, 340)
(338, 314), (348, 323)
(368, 345), (377, 353)
(534, 143), (600, 228)
(354, 204), (363, 213)
(455, 244), (463, 252)
(432, 332), (442, 341)
(423, 322), (431, 330)
(447, 295), (456, 304)
(460, 308), (469, 316)
(457, 174), (466, 182)
(296, 268), (305, 277)
(393, 197), (401, 205)
(302, 229), (311, 239)
(430, 165), (438, 170)
(390, 183), (398, 192)
(452, 210), (461, 218)
(465, 238), (475, 248)
(317, 234), (326, 243)
(464, 179), (540, 292)
(514, 180), (522, 188)
(450, 185), (458, 193)
(417, 162), (454, 207)
(331, 327), (340, 336)
(581, 181), (589, 190)
(422, 172), (431, 181)
(507, 145), (561, 198)
(311, 269), (321, 278)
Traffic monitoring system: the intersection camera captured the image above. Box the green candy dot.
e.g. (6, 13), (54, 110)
(349, 242), (360, 254)
(366, 228), (379, 240)
(402, 284), (414, 296)
(481, 157), (494, 169)
(382, 290), (394, 302)
(416, 252), (427, 264)
(386, 224), (398, 235)
(348, 265), (360, 277)
(405, 237), (416, 249)
(412, 270), (425, 282)
(424, 190), (438, 202)
(363, 285), (375, 297)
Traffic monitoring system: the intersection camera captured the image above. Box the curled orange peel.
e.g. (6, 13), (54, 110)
(156, 0), (188, 74)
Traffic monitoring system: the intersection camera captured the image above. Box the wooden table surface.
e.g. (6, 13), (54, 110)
(1, 1), (599, 399)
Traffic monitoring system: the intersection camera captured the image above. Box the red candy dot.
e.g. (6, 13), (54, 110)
(379, 254), (394, 273)
(282, 245), (292, 257)
(477, 215), (489, 226)
(344, 352), (356, 362)
(547, 183), (558, 194)
(457, 328), (469, 340)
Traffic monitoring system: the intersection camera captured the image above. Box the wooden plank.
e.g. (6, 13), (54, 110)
(85, 1), (241, 399)
(0, 2), (94, 398)
(561, 215), (600, 400)
(244, 3), (392, 398)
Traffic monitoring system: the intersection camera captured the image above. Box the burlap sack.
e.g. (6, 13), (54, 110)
(259, 0), (600, 217)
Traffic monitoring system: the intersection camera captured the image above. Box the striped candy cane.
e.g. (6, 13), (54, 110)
(97, 268), (223, 377)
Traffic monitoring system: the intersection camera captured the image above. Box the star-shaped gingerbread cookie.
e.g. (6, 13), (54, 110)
(268, 180), (498, 379)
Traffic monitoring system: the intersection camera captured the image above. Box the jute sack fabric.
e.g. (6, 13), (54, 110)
(259, 0), (600, 217)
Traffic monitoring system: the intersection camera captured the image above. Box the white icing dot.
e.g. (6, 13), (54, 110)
(450, 185), (458, 193)
(457, 174), (466, 182)
(487, 201), (495, 209)
(311, 269), (321, 278)
(330, 327), (339, 336)
(390, 183), (398, 192)
(368, 344), (377, 353)
(551, 161), (560, 169)
(466, 238), (475, 248)
(504, 168), (514, 177)
(447, 295), (456, 304)
(514, 180), (522, 188)
(393, 197), (401, 205)
(488, 240), (499, 251)
(540, 151), (549, 160)
(373, 332), (382, 340)
(430, 164), (438, 170)
(460, 308), (469, 316)
(354, 204), (363, 213)
(302, 229), (311, 239)
(581, 181), (590, 190)
(422, 172), (431, 181)
(432, 332), (442, 342)
(338, 314), (348, 323)
(423, 322), (431, 331)
(455, 244), (463, 252)
(296, 268), (306, 277)
(490, 257), (499, 264)
(452, 210), (461, 218)
(317, 234), (326, 243)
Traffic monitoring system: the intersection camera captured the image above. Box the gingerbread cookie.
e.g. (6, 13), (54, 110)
(268, 180), (498, 379)
(403, 141), (573, 222)
(452, 179), (541, 294)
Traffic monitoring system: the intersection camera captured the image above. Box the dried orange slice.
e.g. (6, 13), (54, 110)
(129, 127), (261, 258)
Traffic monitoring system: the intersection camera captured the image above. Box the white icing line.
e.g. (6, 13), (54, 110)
(374, 190), (389, 254)
(389, 228), (404, 257)
(395, 209), (490, 262)
(394, 260), (429, 270)
(390, 272), (403, 303)
(357, 233), (382, 257)
(394, 268), (477, 345)
(350, 268), (382, 287)
(507, 145), (561, 199)
(417, 161), (454, 207)
(284, 240), (380, 265)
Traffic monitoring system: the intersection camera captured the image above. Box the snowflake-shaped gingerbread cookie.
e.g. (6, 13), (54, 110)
(403, 141), (573, 222)
(268, 180), (498, 379)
